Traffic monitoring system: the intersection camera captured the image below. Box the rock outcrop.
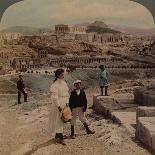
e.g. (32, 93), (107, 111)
(136, 117), (155, 154)
(134, 86), (155, 106)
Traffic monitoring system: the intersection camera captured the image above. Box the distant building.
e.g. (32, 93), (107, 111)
(55, 24), (86, 34)
(10, 56), (41, 71)
(0, 33), (21, 44)
(38, 49), (48, 58)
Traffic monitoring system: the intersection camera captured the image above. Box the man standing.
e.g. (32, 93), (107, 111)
(99, 65), (109, 96)
(69, 80), (95, 139)
(17, 75), (27, 104)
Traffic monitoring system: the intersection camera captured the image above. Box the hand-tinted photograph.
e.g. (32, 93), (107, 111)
(0, 0), (155, 154)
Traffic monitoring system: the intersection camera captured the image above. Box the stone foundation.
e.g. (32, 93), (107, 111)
(136, 106), (155, 122)
(134, 86), (155, 106)
(93, 95), (120, 118)
(136, 117), (155, 154)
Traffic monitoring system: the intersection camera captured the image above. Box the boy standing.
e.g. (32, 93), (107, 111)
(69, 80), (95, 139)
(99, 65), (109, 96)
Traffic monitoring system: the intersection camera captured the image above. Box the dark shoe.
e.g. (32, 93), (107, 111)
(59, 140), (66, 146)
(86, 129), (95, 134)
(83, 123), (95, 135)
(55, 138), (66, 145)
(55, 133), (66, 145)
(55, 133), (59, 139)
(70, 135), (75, 139)
(71, 125), (75, 139)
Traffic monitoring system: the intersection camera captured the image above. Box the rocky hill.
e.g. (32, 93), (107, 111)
(1, 21), (154, 36)
(109, 24), (155, 36)
(79, 21), (155, 36)
(87, 21), (120, 34)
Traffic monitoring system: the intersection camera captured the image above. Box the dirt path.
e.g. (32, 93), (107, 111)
(1, 79), (154, 155)
(0, 101), (151, 155)
(0, 105), (21, 155)
(0, 79), (154, 155)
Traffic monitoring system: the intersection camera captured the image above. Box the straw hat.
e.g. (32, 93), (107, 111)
(73, 80), (82, 85)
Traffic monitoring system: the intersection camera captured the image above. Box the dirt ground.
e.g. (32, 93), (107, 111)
(0, 79), (154, 155)
(0, 104), (151, 155)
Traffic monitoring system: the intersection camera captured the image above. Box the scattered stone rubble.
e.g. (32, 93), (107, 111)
(93, 85), (155, 154)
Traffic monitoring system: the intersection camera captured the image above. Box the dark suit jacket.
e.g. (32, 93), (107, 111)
(69, 89), (87, 112)
(17, 79), (25, 90)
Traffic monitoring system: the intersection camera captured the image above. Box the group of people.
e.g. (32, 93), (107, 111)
(16, 65), (109, 145)
(48, 68), (95, 145)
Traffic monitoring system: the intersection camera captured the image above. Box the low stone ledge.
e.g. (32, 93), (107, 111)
(134, 86), (155, 106)
(93, 95), (121, 118)
(136, 117), (155, 154)
(136, 106), (155, 122)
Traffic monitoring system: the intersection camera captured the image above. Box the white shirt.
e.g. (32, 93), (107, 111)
(76, 89), (81, 95)
(50, 79), (69, 108)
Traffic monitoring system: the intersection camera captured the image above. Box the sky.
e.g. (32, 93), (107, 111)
(0, 0), (154, 30)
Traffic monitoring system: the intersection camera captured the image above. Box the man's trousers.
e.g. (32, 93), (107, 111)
(18, 89), (27, 104)
(71, 107), (87, 126)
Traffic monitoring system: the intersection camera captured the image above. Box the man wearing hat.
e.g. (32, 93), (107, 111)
(69, 80), (95, 139)
(17, 75), (27, 104)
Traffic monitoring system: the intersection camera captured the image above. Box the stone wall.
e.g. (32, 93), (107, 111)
(134, 86), (155, 106)
(136, 106), (155, 122)
(136, 106), (155, 153)
(136, 117), (155, 154)
(93, 95), (121, 119)
(55, 24), (86, 34)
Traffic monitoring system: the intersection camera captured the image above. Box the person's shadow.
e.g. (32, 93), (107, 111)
(24, 139), (56, 155)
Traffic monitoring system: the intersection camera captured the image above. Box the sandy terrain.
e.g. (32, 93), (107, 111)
(0, 80), (153, 155)
(0, 104), (151, 155)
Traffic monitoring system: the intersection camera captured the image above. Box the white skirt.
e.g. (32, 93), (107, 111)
(47, 106), (63, 136)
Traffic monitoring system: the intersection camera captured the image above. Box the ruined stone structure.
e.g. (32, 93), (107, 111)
(134, 86), (155, 106)
(55, 24), (86, 34)
(0, 51), (9, 59)
(134, 86), (155, 153)
(47, 54), (155, 69)
(10, 56), (41, 71)
(136, 106), (155, 154)
(48, 55), (123, 67)
(20, 30), (139, 46)
(54, 32), (125, 43)
(91, 33), (124, 43)
(0, 51), (43, 71)
(0, 31), (153, 72)
(38, 49), (48, 58)
(0, 33), (21, 44)
(136, 117), (155, 154)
